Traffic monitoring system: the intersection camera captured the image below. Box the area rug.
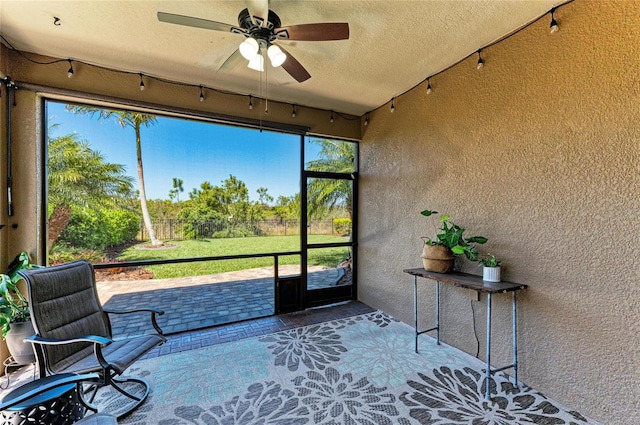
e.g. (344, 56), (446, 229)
(95, 311), (600, 425)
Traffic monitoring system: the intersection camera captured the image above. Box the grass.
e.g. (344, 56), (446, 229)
(116, 235), (350, 279)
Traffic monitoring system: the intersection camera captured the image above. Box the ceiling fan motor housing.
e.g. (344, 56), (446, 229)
(237, 8), (282, 44)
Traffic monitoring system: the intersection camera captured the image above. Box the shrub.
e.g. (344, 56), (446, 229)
(59, 206), (140, 250)
(333, 218), (352, 235)
(49, 244), (106, 265)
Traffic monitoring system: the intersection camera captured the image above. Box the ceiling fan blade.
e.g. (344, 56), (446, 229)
(217, 49), (245, 73)
(246, 0), (269, 27)
(275, 23), (349, 41)
(157, 12), (239, 33)
(278, 46), (311, 83)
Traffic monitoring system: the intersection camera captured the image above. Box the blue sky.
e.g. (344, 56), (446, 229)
(47, 101), (322, 202)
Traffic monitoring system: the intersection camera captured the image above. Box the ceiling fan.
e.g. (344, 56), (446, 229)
(157, 0), (349, 83)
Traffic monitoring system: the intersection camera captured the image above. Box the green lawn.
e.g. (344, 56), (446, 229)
(116, 235), (350, 279)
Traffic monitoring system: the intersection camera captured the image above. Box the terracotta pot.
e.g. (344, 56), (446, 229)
(6, 320), (36, 365)
(421, 245), (455, 273)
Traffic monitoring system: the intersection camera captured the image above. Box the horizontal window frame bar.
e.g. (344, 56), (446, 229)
(92, 250), (301, 270)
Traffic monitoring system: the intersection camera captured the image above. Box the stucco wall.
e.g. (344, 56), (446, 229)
(358, 1), (639, 423)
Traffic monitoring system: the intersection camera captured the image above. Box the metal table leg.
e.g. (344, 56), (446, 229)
(435, 280), (440, 345)
(512, 291), (519, 388)
(485, 293), (492, 400)
(414, 276), (418, 353)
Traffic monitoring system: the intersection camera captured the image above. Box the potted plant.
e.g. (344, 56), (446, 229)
(479, 253), (502, 282)
(0, 251), (37, 365)
(420, 209), (488, 273)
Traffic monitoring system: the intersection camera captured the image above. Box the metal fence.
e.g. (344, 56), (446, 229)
(137, 219), (350, 241)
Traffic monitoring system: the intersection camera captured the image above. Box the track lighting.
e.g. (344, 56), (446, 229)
(426, 79), (432, 94)
(67, 60), (74, 78)
(330, 111), (334, 123)
(248, 95), (253, 110)
(264, 99), (269, 114)
(291, 105), (296, 118)
(139, 73), (145, 91)
(199, 86), (204, 102)
(239, 38), (259, 60)
(476, 50), (484, 70)
(267, 45), (286, 67)
(390, 98), (395, 112)
(549, 8), (559, 33)
(364, 114), (369, 126)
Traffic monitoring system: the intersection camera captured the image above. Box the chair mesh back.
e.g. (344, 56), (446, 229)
(19, 261), (110, 373)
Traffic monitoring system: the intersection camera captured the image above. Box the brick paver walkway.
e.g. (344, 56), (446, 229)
(97, 265), (346, 337)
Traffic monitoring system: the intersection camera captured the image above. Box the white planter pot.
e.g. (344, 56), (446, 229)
(483, 266), (501, 282)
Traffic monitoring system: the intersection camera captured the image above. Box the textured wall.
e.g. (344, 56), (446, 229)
(358, 1), (639, 423)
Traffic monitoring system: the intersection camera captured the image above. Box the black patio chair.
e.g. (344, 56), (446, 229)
(18, 260), (166, 419)
(0, 372), (117, 424)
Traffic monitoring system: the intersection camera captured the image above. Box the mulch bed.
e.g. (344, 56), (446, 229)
(95, 266), (154, 281)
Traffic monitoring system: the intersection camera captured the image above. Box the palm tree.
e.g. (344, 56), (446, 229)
(66, 105), (163, 246)
(170, 177), (184, 203)
(305, 139), (355, 220)
(48, 132), (134, 248)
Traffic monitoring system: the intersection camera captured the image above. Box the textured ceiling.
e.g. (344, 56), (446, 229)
(0, 0), (563, 116)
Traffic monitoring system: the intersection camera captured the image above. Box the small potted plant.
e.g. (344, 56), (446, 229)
(479, 254), (502, 282)
(0, 251), (37, 365)
(420, 209), (488, 273)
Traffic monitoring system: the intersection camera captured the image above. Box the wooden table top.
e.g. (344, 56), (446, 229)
(403, 268), (527, 294)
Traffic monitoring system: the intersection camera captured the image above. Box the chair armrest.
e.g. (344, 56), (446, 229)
(0, 373), (101, 411)
(25, 334), (112, 371)
(24, 334), (112, 346)
(103, 307), (165, 336)
(104, 307), (164, 315)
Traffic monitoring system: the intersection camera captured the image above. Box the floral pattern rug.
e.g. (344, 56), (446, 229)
(95, 311), (600, 425)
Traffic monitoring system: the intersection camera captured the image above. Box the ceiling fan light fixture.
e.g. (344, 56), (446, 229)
(239, 37), (260, 60)
(247, 54), (264, 72)
(267, 44), (286, 67)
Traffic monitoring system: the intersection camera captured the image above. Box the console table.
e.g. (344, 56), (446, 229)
(403, 268), (527, 400)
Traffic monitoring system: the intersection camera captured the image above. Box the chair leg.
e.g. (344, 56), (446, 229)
(108, 376), (151, 420)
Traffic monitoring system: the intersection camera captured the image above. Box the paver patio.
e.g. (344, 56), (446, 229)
(97, 265), (347, 337)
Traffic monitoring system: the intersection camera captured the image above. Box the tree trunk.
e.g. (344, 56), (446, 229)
(47, 204), (72, 250)
(135, 126), (162, 246)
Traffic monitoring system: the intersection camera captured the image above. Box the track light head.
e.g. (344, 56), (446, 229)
(291, 105), (296, 118)
(364, 114), (369, 126)
(426, 79), (432, 94)
(139, 73), (145, 91)
(390, 99), (395, 112)
(248, 95), (253, 110)
(199, 86), (205, 102)
(330, 111), (334, 123)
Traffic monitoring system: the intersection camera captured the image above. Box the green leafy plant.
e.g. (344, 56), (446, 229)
(421, 209), (488, 261)
(0, 251), (35, 338)
(479, 254), (502, 268)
